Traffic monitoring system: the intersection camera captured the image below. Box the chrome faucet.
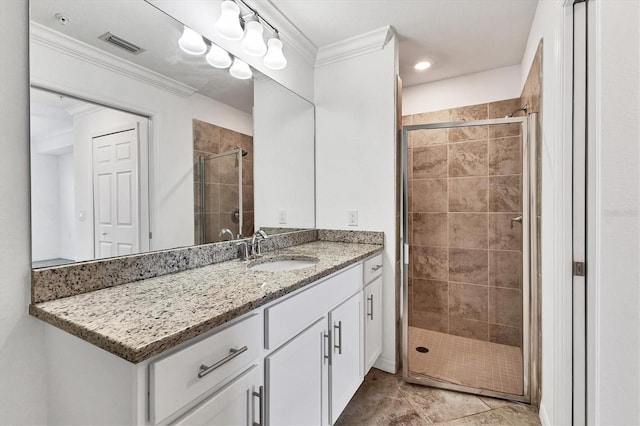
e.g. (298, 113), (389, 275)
(219, 228), (234, 241)
(250, 229), (268, 257)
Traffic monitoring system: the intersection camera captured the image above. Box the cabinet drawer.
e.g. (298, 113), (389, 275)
(363, 253), (383, 284)
(265, 263), (362, 350)
(150, 313), (262, 425)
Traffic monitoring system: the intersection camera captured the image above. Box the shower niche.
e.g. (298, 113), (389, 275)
(193, 119), (254, 244)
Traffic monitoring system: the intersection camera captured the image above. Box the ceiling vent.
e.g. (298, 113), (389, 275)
(98, 32), (145, 55)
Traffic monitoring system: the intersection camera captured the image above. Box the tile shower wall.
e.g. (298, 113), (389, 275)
(405, 99), (524, 347)
(193, 119), (254, 243)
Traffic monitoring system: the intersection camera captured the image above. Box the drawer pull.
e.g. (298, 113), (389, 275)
(371, 264), (383, 272)
(367, 294), (374, 319)
(252, 385), (264, 426)
(198, 346), (248, 379)
(334, 321), (343, 355)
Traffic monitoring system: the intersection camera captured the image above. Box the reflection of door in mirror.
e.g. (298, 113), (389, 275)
(30, 88), (150, 267)
(193, 119), (254, 244)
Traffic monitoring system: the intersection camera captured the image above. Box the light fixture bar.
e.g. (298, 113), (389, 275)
(236, 0), (278, 34)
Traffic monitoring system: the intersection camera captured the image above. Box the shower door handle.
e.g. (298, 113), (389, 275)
(510, 216), (523, 229)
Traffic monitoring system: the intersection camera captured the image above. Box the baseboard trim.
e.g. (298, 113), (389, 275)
(372, 356), (396, 374)
(539, 402), (551, 426)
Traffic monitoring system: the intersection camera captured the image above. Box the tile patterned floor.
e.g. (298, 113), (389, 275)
(407, 327), (523, 395)
(335, 368), (540, 425)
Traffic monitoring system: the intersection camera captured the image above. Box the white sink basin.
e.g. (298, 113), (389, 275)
(248, 256), (319, 272)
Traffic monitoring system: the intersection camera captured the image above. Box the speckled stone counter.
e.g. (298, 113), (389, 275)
(29, 240), (382, 364)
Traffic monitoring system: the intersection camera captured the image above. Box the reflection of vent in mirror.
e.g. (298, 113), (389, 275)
(98, 32), (145, 55)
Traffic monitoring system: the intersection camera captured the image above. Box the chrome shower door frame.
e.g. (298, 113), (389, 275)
(401, 115), (539, 404)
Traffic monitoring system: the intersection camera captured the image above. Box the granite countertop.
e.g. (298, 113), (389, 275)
(29, 241), (383, 364)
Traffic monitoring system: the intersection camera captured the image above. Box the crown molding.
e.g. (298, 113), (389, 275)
(247, 0), (318, 65)
(315, 26), (395, 68)
(30, 22), (197, 98)
(65, 103), (104, 118)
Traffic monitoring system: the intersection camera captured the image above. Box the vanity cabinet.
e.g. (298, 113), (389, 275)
(43, 252), (382, 426)
(363, 254), (383, 373)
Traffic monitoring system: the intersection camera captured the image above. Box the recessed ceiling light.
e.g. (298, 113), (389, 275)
(414, 60), (432, 71)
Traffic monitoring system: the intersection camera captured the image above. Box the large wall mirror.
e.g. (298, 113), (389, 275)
(29, 0), (315, 268)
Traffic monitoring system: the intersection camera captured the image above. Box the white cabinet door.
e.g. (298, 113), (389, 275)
(266, 318), (328, 426)
(329, 291), (363, 424)
(364, 276), (383, 373)
(173, 364), (263, 426)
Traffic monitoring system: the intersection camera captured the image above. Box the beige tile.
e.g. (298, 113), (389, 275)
(242, 211), (254, 237)
(489, 213), (522, 251)
(489, 175), (521, 212)
(242, 157), (253, 186)
(217, 155), (239, 185)
(443, 409), (511, 425)
(449, 213), (488, 249)
(411, 246), (448, 281)
(489, 250), (522, 289)
(219, 184), (239, 213)
(449, 283), (488, 321)
(521, 43), (542, 114)
(205, 183), (221, 213)
(410, 310), (448, 333)
(449, 248), (489, 285)
(218, 127), (242, 153)
(450, 104), (488, 121)
(413, 109), (450, 124)
(490, 323), (521, 347)
(193, 119), (220, 153)
(449, 141), (488, 177)
(413, 145), (448, 178)
(489, 137), (521, 175)
(194, 182), (202, 213)
(413, 279), (448, 314)
(413, 179), (448, 212)
(203, 213), (220, 243)
(487, 98), (523, 119)
(489, 123), (521, 139)
(449, 177), (488, 212)
(402, 115), (413, 126)
(409, 128), (447, 147)
(412, 213), (448, 246)
(492, 404), (541, 425)
(449, 317), (489, 341)
(242, 184), (254, 212)
(489, 287), (522, 327)
(399, 383), (491, 423)
(449, 125), (489, 143)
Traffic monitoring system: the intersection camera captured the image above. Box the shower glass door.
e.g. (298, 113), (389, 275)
(195, 149), (244, 244)
(402, 116), (536, 403)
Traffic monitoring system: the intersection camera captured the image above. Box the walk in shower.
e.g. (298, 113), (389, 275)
(195, 147), (248, 244)
(401, 110), (539, 403)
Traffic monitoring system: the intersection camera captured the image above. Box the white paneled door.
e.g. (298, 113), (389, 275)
(93, 126), (139, 259)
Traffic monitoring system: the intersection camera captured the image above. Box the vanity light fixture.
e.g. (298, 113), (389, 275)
(215, 0), (244, 40)
(214, 0), (287, 70)
(229, 57), (252, 79)
(414, 60), (432, 71)
(178, 26), (207, 55)
(206, 43), (233, 68)
(263, 33), (287, 70)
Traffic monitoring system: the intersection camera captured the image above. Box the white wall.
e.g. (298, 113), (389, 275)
(522, 1), (573, 424)
(254, 78), (315, 228)
(315, 33), (398, 372)
(30, 153), (61, 261)
(58, 152), (76, 260)
(0, 0), (48, 423)
(31, 34), (253, 252)
(589, 1), (640, 424)
(403, 65), (522, 114)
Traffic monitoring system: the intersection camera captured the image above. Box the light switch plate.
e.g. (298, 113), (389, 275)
(347, 210), (358, 226)
(278, 210), (287, 224)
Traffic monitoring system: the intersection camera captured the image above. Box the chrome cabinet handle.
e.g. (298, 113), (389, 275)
(252, 385), (264, 426)
(367, 294), (374, 320)
(371, 264), (383, 272)
(198, 346), (248, 379)
(334, 321), (342, 355)
(324, 331), (330, 363)
(510, 216), (523, 229)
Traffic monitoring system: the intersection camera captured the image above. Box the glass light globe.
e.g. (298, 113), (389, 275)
(178, 26), (207, 55)
(241, 19), (267, 57)
(215, 0), (244, 40)
(229, 58), (252, 80)
(206, 44), (232, 69)
(263, 36), (287, 70)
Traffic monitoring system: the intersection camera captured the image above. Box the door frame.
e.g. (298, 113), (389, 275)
(400, 115), (536, 404)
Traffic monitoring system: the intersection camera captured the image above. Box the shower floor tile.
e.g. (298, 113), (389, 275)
(408, 327), (523, 396)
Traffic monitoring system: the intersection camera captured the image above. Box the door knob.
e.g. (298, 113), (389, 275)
(510, 216), (523, 229)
